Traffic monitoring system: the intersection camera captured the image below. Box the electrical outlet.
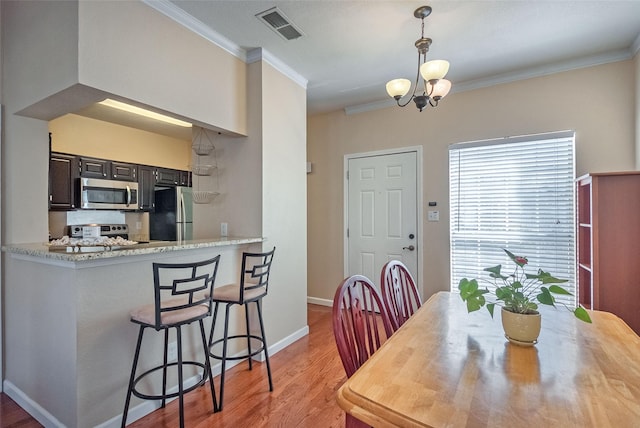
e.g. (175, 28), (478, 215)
(221, 222), (228, 237)
(168, 341), (177, 361)
(135, 221), (142, 230)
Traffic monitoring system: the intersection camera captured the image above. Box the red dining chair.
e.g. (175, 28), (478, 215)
(381, 260), (422, 331)
(332, 275), (394, 428)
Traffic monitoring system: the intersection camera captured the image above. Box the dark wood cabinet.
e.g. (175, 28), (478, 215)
(111, 161), (137, 182)
(179, 170), (192, 187)
(49, 153), (79, 210)
(156, 168), (182, 186)
(79, 157), (109, 179)
(80, 158), (137, 181)
(577, 172), (640, 334)
(49, 151), (190, 211)
(138, 165), (156, 211)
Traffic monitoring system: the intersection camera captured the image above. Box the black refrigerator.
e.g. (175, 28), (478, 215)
(150, 187), (193, 241)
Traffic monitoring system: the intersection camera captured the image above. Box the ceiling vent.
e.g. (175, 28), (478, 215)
(256, 7), (303, 41)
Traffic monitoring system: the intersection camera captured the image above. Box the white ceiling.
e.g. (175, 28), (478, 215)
(156, 0), (640, 115)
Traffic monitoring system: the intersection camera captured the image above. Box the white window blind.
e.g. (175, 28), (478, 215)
(449, 131), (577, 307)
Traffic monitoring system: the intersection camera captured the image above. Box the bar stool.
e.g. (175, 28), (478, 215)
(207, 247), (275, 410)
(122, 256), (220, 428)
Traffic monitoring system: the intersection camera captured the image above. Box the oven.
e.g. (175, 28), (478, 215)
(79, 177), (139, 210)
(69, 223), (129, 240)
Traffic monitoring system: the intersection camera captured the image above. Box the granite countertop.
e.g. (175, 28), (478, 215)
(2, 236), (264, 262)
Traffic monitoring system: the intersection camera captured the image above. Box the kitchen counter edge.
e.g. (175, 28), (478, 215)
(1, 237), (265, 263)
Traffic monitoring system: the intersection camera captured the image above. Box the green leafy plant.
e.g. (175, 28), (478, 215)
(458, 249), (592, 323)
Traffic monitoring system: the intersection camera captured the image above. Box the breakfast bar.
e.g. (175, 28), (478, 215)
(2, 237), (264, 428)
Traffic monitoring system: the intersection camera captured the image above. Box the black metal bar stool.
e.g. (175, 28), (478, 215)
(122, 256), (220, 427)
(207, 247), (275, 410)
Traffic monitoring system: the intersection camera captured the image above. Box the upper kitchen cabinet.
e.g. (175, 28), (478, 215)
(79, 157), (137, 182)
(156, 168), (182, 187)
(179, 170), (192, 187)
(138, 165), (156, 211)
(49, 153), (79, 210)
(111, 161), (137, 182)
(138, 166), (191, 211)
(79, 157), (110, 179)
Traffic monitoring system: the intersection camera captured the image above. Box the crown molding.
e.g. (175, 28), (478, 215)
(247, 48), (308, 89)
(142, 0), (307, 88)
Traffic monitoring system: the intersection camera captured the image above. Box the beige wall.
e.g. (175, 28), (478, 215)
(261, 60), (308, 341)
(307, 59), (638, 303)
(77, 1), (247, 135)
(49, 114), (192, 169)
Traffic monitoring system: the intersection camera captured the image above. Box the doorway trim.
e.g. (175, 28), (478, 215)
(343, 145), (424, 295)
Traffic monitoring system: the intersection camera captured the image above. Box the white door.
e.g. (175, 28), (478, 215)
(346, 151), (418, 290)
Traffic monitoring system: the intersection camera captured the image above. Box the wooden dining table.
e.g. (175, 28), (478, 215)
(336, 291), (640, 427)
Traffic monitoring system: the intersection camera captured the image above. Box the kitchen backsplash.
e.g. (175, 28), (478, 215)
(48, 210), (149, 241)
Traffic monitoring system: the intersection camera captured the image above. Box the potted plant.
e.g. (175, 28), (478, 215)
(458, 249), (592, 346)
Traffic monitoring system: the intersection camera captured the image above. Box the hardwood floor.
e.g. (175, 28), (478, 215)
(0, 304), (348, 427)
(0, 394), (43, 428)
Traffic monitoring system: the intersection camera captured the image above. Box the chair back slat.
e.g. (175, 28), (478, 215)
(333, 275), (393, 378)
(381, 260), (421, 331)
(239, 247), (276, 300)
(152, 255), (220, 327)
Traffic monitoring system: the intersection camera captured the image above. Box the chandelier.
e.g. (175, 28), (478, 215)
(385, 5), (452, 112)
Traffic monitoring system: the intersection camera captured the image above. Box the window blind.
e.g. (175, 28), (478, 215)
(449, 131), (576, 308)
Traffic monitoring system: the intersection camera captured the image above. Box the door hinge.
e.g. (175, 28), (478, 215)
(346, 228), (349, 238)
(346, 170), (349, 180)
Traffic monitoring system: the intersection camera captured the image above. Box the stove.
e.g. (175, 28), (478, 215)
(69, 224), (129, 240)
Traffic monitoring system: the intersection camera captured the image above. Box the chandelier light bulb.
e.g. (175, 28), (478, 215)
(427, 78), (452, 100)
(420, 60), (450, 81)
(386, 79), (412, 99)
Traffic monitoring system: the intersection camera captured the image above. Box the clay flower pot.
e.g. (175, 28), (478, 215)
(501, 307), (541, 346)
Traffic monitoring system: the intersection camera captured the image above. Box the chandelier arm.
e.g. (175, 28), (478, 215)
(396, 51), (424, 108)
(388, 5), (450, 111)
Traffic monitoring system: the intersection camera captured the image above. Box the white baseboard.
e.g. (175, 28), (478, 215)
(3, 380), (66, 428)
(5, 324), (311, 428)
(307, 296), (332, 307)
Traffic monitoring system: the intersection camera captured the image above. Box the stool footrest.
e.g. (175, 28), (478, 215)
(209, 334), (266, 361)
(131, 361), (208, 401)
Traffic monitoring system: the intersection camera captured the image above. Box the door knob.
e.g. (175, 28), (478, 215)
(402, 245), (415, 251)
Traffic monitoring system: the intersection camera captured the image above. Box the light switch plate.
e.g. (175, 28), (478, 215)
(221, 222), (228, 236)
(427, 211), (440, 222)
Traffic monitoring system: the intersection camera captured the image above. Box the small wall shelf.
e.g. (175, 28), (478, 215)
(191, 128), (221, 204)
(192, 164), (216, 176)
(193, 190), (220, 204)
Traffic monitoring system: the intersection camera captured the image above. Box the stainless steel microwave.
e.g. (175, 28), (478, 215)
(79, 177), (139, 210)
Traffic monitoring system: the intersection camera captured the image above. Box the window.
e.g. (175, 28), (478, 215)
(449, 131), (576, 307)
